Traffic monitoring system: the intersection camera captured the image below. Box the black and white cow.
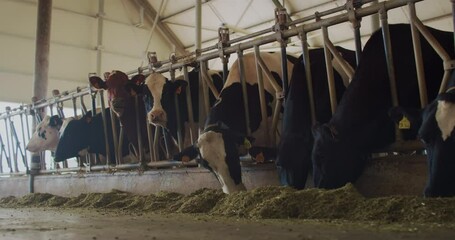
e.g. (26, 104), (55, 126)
(144, 68), (223, 145)
(26, 115), (64, 153)
(311, 24), (454, 189)
(391, 71), (455, 197)
(192, 52), (298, 193)
(276, 47), (357, 190)
(54, 108), (130, 164)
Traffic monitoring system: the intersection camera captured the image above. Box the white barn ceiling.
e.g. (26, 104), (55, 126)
(0, 0), (453, 104)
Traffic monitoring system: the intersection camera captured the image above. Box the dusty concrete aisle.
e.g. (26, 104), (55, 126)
(0, 208), (454, 240)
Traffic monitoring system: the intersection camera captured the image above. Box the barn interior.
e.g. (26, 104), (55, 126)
(0, 0), (454, 239)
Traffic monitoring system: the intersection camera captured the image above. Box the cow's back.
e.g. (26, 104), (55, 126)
(311, 24), (455, 189)
(332, 24), (454, 132)
(223, 52), (295, 94)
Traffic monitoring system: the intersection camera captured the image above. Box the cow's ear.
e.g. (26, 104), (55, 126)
(89, 76), (107, 90)
(131, 74), (146, 85)
(174, 79), (188, 95)
(49, 115), (63, 128)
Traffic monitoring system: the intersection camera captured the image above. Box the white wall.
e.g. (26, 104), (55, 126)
(0, 0), (173, 104)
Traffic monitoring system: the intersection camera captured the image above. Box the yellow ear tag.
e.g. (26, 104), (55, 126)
(399, 116), (411, 129)
(243, 138), (252, 149)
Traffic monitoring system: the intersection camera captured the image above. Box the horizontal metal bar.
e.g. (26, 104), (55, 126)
(132, 0), (422, 76)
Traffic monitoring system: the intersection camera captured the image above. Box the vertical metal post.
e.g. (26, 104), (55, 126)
(200, 61), (211, 123)
(19, 111), (29, 171)
(170, 68), (183, 151)
(10, 118), (19, 172)
(196, 0), (203, 133)
(379, 8), (399, 107)
(90, 89), (99, 164)
(146, 122), (155, 162)
(275, 7), (289, 100)
(109, 108), (119, 165)
(33, 0), (52, 106)
(353, 23), (362, 66)
(300, 32), (316, 125)
(322, 26), (337, 114)
(409, 2), (428, 107)
(99, 91), (111, 165)
(72, 97), (78, 117)
(452, 0), (455, 51)
(218, 26), (230, 85)
(183, 66), (196, 145)
(280, 46), (289, 99)
(222, 61), (228, 84)
(237, 51), (252, 136)
(153, 126), (161, 160)
(30, 97), (42, 173)
(118, 126), (125, 164)
(380, 7), (401, 142)
(96, 0), (105, 76)
(6, 108), (18, 172)
(254, 46), (270, 145)
(134, 95), (144, 164)
(3, 112), (12, 173)
(195, 0), (201, 51)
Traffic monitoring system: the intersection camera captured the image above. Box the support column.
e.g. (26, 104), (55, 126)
(31, 0), (52, 175)
(33, 0), (52, 104)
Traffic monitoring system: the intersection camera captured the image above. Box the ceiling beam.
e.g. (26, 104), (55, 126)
(135, 0), (187, 56)
(160, 0), (213, 22)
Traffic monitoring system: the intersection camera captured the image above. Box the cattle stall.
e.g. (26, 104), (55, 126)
(0, 0), (452, 198)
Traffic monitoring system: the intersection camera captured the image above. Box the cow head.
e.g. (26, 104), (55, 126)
(26, 115), (63, 152)
(196, 130), (246, 194)
(393, 88), (455, 197)
(89, 70), (146, 117)
(311, 123), (367, 189)
(144, 72), (188, 128)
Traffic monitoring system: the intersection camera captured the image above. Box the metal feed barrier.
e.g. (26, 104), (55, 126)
(0, 0), (453, 180)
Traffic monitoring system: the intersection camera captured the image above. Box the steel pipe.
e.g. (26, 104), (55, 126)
(380, 8), (399, 107)
(300, 32), (317, 126)
(322, 26), (338, 114)
(129, 0), (422, 76)
(237, 51), (252, 136)
(254, 45), (270, 145)
(183, 66), (196, 145)
(408, 2), (428, 107)
(170, 68), (184, 151)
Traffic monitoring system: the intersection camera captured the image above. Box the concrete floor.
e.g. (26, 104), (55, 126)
(1, 208), (454, 240)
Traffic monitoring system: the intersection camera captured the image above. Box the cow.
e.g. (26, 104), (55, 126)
(89, 71), (149, 156)
(311, 24), (454, 189)
(390, 71), (455, 197)
(186, 52), (298, 193)
(276, 47), (357, 190)
(144, 68), (223, 146)
(26, 115), (64, 153)
(54, 108), (130, 164)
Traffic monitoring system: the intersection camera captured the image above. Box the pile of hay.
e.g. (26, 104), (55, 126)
(1, 184), (454, 223)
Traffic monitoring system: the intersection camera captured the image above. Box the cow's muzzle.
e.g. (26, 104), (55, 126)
(111, 98), (125, 117)
(147, 109), (167, 127)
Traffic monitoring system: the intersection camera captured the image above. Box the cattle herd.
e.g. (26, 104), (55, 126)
(26, 24), (455, 197)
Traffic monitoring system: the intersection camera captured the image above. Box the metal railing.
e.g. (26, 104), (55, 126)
(0, 0), (452, 178)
